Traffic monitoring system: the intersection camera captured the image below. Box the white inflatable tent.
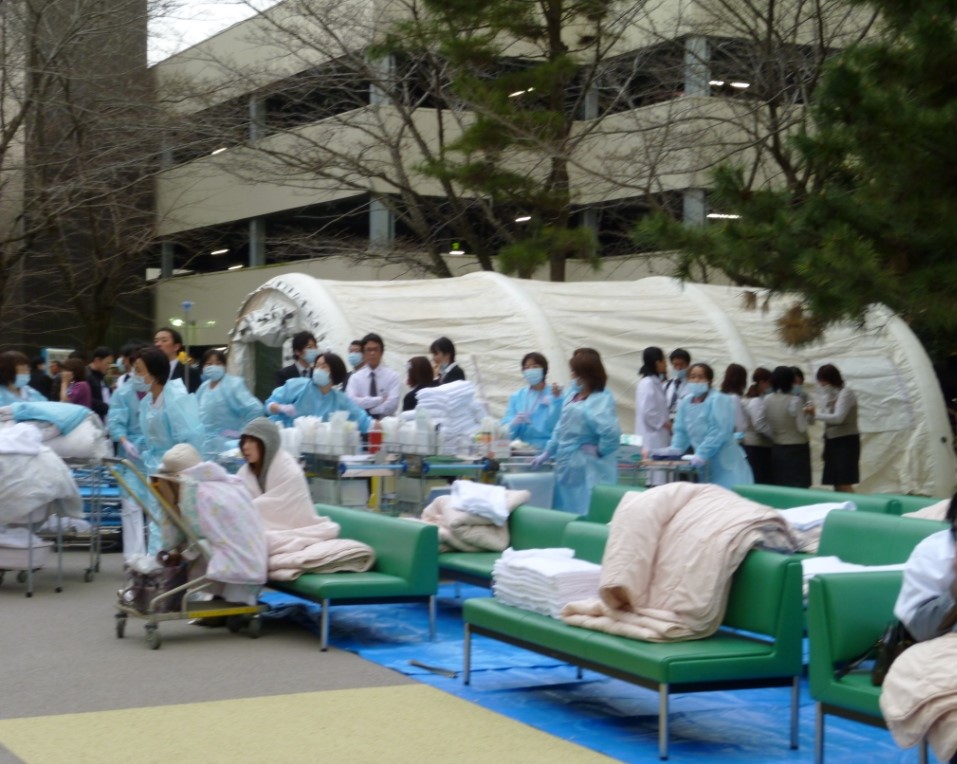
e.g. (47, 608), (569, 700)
(228, 271), (956, 496)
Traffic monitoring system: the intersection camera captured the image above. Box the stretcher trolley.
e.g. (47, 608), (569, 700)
(106, 458), (266, 650)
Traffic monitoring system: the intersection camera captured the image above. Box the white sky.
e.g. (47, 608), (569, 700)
(149, 0), (280, 64)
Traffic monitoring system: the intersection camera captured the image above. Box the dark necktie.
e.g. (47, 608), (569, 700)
(369, 371), (377, 397)
(302, 367), (309, 378)
(670, 382), (680, 409)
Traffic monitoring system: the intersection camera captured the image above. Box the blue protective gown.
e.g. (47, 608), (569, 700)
(0, 386), (47, 405)
(195, 375), (263, 457)
(671, 390), (754, 489)
(501, 385), (562, 450)
(138, 381), (205, 554)
(265, 378), (371, 432)
(107, 384), (147, 459)
(545, 389), (620, 515)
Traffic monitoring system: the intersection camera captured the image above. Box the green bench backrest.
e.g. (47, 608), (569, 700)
(587, 483), (645, 524)
(509, 505), (578, 549)
(316, 504), (438, 591)
(817, 510), (948, 564)
(732, 484), (902, 515)
(807, 571), (902, 697)
(724, 551), (803, 641)
(873, 493), (945, 515)
(562, 521), (608, 564)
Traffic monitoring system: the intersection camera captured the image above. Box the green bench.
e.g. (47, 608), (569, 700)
(807, 572), (928, 764)
(585, 483), (645, 524)
(463, 521), (804, 760)
(269, 504), (439, 650)
(438, 504), (578, 587)
(872, 493), (945, 515)
(816, 510), (947, 564)
(733, 484), (903, 515)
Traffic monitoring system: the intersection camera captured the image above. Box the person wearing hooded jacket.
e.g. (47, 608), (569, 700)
(237, 418), (319, 531)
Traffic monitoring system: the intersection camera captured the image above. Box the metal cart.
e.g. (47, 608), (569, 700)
(106, 458), (266, 650)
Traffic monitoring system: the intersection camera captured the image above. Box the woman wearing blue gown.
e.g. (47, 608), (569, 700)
(265, 352), (371, 432)
(195, 348), (262, 457)
(133, 347), (204, 553)
(0, 351), (48, 405)
(501, 352), (563, 450)
(671, 362), (753, 489)
(533, 351), (620, 515)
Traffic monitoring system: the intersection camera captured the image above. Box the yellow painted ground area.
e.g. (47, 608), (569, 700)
(0, 684), (616, 764)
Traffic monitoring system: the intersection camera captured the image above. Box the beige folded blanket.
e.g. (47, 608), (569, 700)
(881, 632), (957, 761)
(420, 488), (531, 553)
(561, 482), (795, 642)
(266, 520), (376, 581)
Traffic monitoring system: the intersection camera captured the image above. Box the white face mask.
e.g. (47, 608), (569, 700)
(202, 365), (225, 382)
(303, 348), (319, 365)
(131, 373), (150, 392)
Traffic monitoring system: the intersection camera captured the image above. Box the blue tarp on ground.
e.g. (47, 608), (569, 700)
(260, 585), (914, 763)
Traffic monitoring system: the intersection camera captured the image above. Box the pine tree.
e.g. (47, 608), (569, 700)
(635, 0), (957, 355)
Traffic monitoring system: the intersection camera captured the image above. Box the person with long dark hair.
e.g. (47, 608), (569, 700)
(532, 351), (620, 514)
(810, 363), (860, 492)
(764, 365), (812, 488)
(635, 347), (671, 485)
(741, 367), (774, 484)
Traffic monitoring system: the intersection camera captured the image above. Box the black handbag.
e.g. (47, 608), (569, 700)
(871, 620), (915, 686)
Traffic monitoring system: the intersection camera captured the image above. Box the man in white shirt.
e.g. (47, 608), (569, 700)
(345, 332), (400, 419)
(662, 348), (691, 418)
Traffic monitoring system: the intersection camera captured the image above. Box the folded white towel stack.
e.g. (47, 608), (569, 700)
(492, 547), (602, 619)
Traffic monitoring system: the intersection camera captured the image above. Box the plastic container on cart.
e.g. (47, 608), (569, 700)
(0, 541), (53, 572)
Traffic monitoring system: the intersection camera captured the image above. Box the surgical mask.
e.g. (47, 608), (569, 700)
(686, 382), (709, 398)
(347, 352), (362, 368)
(312, 369), (330, 387)
(303, 348), (319, 365)
(112, 361), (124, 373)
(792, 384), (804, 395)
(131, 373), (150, 393)
(202, 365), (225, 382)
(674, 368), (688, 380)
(523, 368), (544, 386)
(14, 373), (29, 389)
(440, 362), (449, 372)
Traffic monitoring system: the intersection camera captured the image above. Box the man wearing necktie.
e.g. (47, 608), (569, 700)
(345, 332), (400, 419)
(663, 348), (691, 418)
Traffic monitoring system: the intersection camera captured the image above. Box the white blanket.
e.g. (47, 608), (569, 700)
(561, 483), (795, 642)
(881, 632), (957, 761)
(0, 446), (83, 524)
(450, 480), (509, 526)
(493, 547), (602, 618)
(906, 500), (949, 522)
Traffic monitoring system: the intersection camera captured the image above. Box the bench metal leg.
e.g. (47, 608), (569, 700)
(918, 738), (928, 764)
(576, 666), (583, 680)
(428, 595), (436, 641)
(320, 598), (330, 652)
(658, 683), (669, 760)
(790, 676), (800, 749)
(814, 702), (824, 764)
(463, 624), (472, 685)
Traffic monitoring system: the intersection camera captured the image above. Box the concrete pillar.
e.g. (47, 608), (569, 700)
(369, 196), (395, 248)
(369, 54), (394, 106)
(160, 240), (175, 278)
(249, 95), (266, 141)
(683, 36), (711, 97)
(683, 188), (706, 227)
(249, 217), (266, 266)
